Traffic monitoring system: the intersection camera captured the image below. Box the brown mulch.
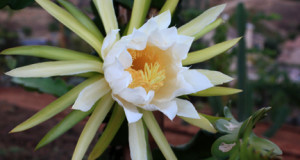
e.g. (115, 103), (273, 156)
(1, 87), (300, 160)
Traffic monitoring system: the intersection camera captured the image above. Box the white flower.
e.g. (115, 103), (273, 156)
(100, 11), (213, 123)
(3, 1), (241, 159)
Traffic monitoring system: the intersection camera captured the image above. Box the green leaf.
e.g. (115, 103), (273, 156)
(1, 45), (99, 61)
(190, 87), (242, 97)
(36, 107), (95, 150)
(249, 135), (282, 156)
(12, 77), (71, 97)
(10, 76), (102, 133)
(182, 38), (241, 65)
(0, 0), (34, 10)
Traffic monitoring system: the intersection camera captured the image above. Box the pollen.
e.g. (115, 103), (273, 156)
(126, 45), (167, 92)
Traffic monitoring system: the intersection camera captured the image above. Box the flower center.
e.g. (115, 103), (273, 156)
(126, 45), (167, 92)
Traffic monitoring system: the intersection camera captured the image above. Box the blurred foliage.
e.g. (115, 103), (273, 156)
(12, 77), (72, 97)
(0, 0), (34, 10)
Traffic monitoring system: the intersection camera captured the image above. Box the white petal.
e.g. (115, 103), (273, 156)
(112, 95), (143, 123)
(101, 29), (119, 58)
(119, 87), (154, 105)
(128, 119), (147, 160)
(138, 18), (159, 35)
(148, 27), (178, 50)
(153, 10), (171, 29)
(171, 35), (194, 60)
(118, 50), (132, 69)
(109, 71), (132, 94)
(197, 69), (233, 85)
(154, 100), (178, 120)
(72, 79), (111, 112)
(6, 60), (102, 78)
(175, 98), (200, 119)
(103, 40), (127, 66)
(121, 101), (143, 123)
(138, 11), (171, 35)
(127, 29), (148, 50)
(176, 69), (213, 95)
(104, 60), (127, 83)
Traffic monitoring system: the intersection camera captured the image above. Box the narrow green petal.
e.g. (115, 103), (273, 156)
(126, 0), (151, 35)
(6, 60), (103, 78)
(57, 0), (104, 41)
(93, 0), (119, 36)
(180, 113), (217, 133)
(190, 87), (242, 97)
(182, 37), (241, 65)
(159, 0), (179, 15)
(88, 105), (125, 160)
(36, 107), (95, 150)
(1, 45), (99, 61)
(35, 0), (102, 54)
(129, 119), (147, 160)
(141, 110), (177, 160)
(10, 76), (102, 133)
(197, 69), (233, 85)
(193, 18), (223, 40)
(178, 4), (226, 38)
(72, 93), (114, 160)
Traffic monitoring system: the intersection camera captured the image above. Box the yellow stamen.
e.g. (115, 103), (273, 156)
(126, 45), (167, 92)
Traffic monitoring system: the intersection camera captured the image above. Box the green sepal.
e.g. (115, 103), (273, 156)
(35, 106), (96, 150)
(1, 45), (99, 61)
(126, 0), (151, 35)
(72, 94), (114, 160)
(193, 18), (223, 41)
(88, 104), (125, 160)
(180, 113), (217, 133)
(159, 0), (179, 15)
(35, 0), (102, 55)
(183, 37), (241, 65)
(10, 76), (102, 133)
(190, 87), (242, 97)
(57, 0), (104, 41)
